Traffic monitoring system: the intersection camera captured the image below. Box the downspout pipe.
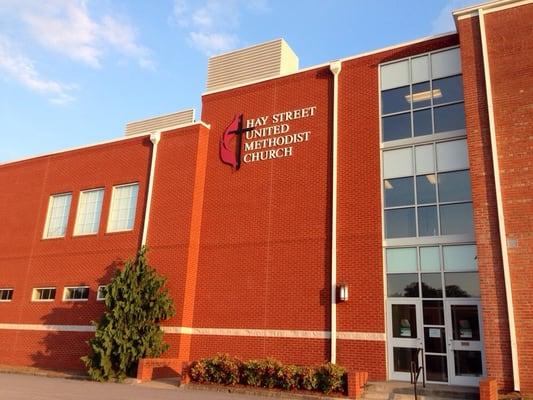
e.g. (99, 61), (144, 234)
(478, 8), (520, 391)
(329, 60), (342, 364)
(141, 131), (161, 247)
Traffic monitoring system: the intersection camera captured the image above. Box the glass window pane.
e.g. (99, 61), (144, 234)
(413, 109), (432, 136)
(383, 113), (412, 142)
(412, 56), (429, 83)
(425, 354), (448, 382)
(425, 327), (446, 353)
(434, 103), (466, 134)
(433, 75), (464, 105)
(416, 175), (437, 204)
(383, 147), (413, 179)
(382, 86), (410, 114)
(421, 273), (443, 298)
(431, 48), (461, 79)
(387, 274), (419, 297)
(438, 170), (471, 202)
(440, 203), (473, 235)
(436, 139), (469, 172)
(386, 248), (417, 273)
(418, 206), (439, 236)
(445, 272), (480, 297)
(454, 351), (483, 377)
(423, 300), (444, 325)
(384, 177), (414, 207)
(45, 193), (72, 238)
(392, 304), (418, 338)
(393, 348), (419, 372)
(385, 208), (416, 238)
(451, 305), (481, 340)
(381, 60), (409, 90)
(107, 184), (139, 232)
(415, 144), (434, 175)
(420, 247), (441, 272)
(443, 245), (477, 271)
(410, 82), (431, 109)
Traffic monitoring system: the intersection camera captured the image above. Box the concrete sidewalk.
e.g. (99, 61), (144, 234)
(0, 372), (271, 400)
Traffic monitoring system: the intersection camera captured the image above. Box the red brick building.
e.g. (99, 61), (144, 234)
(0, 0), (531, 394)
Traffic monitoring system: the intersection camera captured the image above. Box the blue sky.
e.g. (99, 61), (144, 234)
(0, 0), (479, 163)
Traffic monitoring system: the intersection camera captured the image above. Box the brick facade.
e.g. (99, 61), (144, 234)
(0, 0), (531, 395)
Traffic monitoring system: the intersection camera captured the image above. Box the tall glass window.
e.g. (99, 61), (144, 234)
(380, 48), (465, 142)
(43, 193), (72, 238)
(74, 188), (104, 235)
(107, 183), (139, 232)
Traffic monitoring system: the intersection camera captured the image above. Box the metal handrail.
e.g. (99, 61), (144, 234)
(410, 347), (426, 400)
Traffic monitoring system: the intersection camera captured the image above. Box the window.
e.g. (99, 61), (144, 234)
(32, 287), (56, 301)
(380, 48), (465, 142)
(43, 193), (72, 238)
(63, 286), (89, 301)
(96, 285), (107, 301)
(107, 183), (139, 232)
(74, 188), (104, 236)
(383, 140), (473, 239)
(0, 288), (13, 302)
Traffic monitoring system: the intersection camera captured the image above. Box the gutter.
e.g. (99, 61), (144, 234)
(478, 7), (520, 391)
(329, 60), (342, 364)
(141, 131), (161, 246)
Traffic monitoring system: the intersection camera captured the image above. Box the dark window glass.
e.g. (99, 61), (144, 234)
(418, 206), (438, 236)
(382, 85), (410, 114)
(433, 75), (464, 105)
(440, 203), (473, 235)
(451, 304), (481, 340)
(387, 274), (419, 297)
(424, 327), (446, 353)
(383, 113), (412, 142)
(425, 354), (448, 382)
(384, 177), (414, 207)
(393, 347), (419, 373)
(0, 289), (13, 300)
(445, 272), (480, 298)
(423, 300), (444, 325)
(392, 304), (417, 338)
(438, 170), (472, 202)
(416, 175), (437, 204)
(421, 273), (443, 298)
(413, 109), (432, 136)
(411, 81), (431, 109)
(385, 208), (416, 238)
(434, 103), (466, 133)
(454, 351), (483, 377)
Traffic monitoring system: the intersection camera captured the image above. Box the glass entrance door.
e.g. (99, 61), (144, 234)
(445, 300), (484, 386)
(387, 300), (423, 381)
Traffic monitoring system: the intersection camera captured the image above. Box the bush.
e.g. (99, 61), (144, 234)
(315, 362), (346, 394)
(189, 355), (346, 395)
(190, 354), (240, 385)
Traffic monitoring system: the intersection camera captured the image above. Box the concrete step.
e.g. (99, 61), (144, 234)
(362, 381), (479, 400)
(361, 391), (391, 400)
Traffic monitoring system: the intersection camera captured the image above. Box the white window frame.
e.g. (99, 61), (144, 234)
(62, 286), (90, 302)
(43, 192), (72, 239)
(0, 288), (14, 302)
(73, 188), (105, 236)
(96, 285), (107, 301)
(32, 287), (56, 302)
(106, 183), (139, 233)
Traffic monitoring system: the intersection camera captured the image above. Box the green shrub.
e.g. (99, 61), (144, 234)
(277, 364), (300, 390)
(241, 360), (262, 387)
(260, 358), (283, 388)
(297, 366), (318, 391)
(191, 354), (240, 385)
(315, 362), (346, 394)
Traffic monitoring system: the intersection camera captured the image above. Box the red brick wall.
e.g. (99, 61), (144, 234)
(457, 15), (514, 390)
(485, 5), (533, 394)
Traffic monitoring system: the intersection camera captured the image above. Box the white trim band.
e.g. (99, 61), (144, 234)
(0, 323), (385, 341)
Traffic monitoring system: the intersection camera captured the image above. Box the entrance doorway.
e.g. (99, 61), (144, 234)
(387, 299), (484, 386)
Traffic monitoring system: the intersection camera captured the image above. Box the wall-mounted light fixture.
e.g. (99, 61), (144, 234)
(338, 284), (348, 302)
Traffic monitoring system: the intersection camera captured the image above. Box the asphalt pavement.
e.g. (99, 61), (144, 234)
(0, 372), (273, 400)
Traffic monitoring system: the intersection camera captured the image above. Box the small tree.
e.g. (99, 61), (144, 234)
(82, 246), (175, 381)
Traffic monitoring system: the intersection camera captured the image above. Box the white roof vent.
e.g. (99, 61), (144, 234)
(125, 109), (195, 136)
(206, 38), (299, 92)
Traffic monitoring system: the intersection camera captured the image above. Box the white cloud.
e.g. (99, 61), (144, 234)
(0, 35), (76, 104)
(431, 0), (479, 34)
(1, 0), (153, 69)
(173, 0), (268, 56)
